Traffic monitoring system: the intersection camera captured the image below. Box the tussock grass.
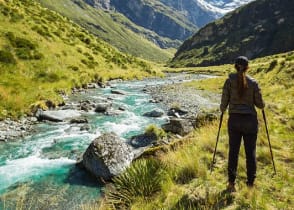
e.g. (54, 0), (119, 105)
(100, 51), (294, 209)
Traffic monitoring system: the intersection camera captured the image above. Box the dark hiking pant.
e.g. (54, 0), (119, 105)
(228, 113), (258, 185)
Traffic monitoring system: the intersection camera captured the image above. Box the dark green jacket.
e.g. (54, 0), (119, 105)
(220, 73), (265, 115)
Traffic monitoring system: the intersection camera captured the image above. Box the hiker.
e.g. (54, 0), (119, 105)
(220, 56), (265, 191)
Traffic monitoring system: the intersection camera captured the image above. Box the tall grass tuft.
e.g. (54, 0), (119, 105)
(107, 159), (166, 209)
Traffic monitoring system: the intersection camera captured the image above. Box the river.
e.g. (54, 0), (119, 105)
(0, 74), (217, 209)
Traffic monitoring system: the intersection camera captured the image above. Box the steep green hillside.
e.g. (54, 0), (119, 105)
(0, 0), (158, 119)
(38, 0), (176, 62)
(171, 0), (294, 67)
(101, 51), (294, 209)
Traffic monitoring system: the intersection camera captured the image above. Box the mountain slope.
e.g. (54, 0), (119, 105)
(0, 0), (156, 118)
(171, 0), (294, 67)
(110, 0), (197, 40)
(160, 0), (254, 28)
(38, 0), (174, 62)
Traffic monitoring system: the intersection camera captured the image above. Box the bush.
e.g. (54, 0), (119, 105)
(68, 65), (79, 71)
(15, 48), (31, 59)
(145, 124), (167, 140)
(266, 60), (278, 72)
(7, 33), (36, 50)
(108, 159), (166, 209)
(0, 50), (16, 64)
(35, 71), (60, 82)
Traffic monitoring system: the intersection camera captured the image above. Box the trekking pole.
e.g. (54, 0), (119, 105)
(210, 112), (224, 173)
(262, 109), (276, 175)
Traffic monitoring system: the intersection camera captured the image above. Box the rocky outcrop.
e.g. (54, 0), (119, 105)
(83, 0), (111, 10)
(162, 118), (194, 136)
(82, 132), (134, 180)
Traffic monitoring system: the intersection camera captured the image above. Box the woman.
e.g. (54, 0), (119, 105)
(220, 56), (265, 191)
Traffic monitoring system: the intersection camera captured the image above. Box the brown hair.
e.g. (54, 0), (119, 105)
(235, 64), (248, 98)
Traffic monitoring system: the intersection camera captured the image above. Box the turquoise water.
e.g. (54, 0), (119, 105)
(0, 74), (211, 209)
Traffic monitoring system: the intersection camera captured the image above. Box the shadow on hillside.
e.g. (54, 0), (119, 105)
(172, 189), (234, 210)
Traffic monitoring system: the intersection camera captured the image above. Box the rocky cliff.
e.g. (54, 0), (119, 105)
(171, 0), (294, 67)
(84, 0), (111, 10)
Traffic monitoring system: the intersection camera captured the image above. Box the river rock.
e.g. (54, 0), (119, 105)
(82, 132), (134, 180)
(167, 107), (189, 116)
(162, 118), (194, 136)
(80, 124), (91, 131)
(87, 83), (98, 89)
(128, 133), (157, 148)
(95, 103), (111, 113)
(143, 110), (164, 118)
(35, 109), (81, 122)
(192, 112), (218, 128)
(70, 118), (88, 124)
(111, 89), (126, 95)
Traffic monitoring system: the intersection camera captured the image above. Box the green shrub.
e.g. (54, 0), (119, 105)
(68, 65), (79, 71)
(0, 50), (16, 64)
(108, 159), (166, 209)
(9, 9), (24, 22)
(47, 72), (60, 82)
(145, 124), (167, 140)
(35, 71), (60, 82)
(266, 60), (278, 72)
(33, 51), (44, 60)
(15, 48), (31, 59)
(6, 33), (36, 50)
(31, 25), (51, 37)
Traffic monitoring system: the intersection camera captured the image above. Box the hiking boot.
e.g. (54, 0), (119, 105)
(226, 182), (236, 192)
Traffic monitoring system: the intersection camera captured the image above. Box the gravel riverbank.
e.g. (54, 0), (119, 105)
(0, 117), (37, 142)
(145, 83), (220, 117)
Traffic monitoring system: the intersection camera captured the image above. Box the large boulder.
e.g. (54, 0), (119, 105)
(162, 118), (194, 136)
(82, 132), (134, 180)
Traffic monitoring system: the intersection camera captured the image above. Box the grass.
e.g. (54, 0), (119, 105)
(99, 51), (294, 209)
(0, 0), (162, 119)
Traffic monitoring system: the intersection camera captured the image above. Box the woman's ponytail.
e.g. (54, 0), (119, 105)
(237, 68), (248, 98)
(235, 56), (249, 98)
